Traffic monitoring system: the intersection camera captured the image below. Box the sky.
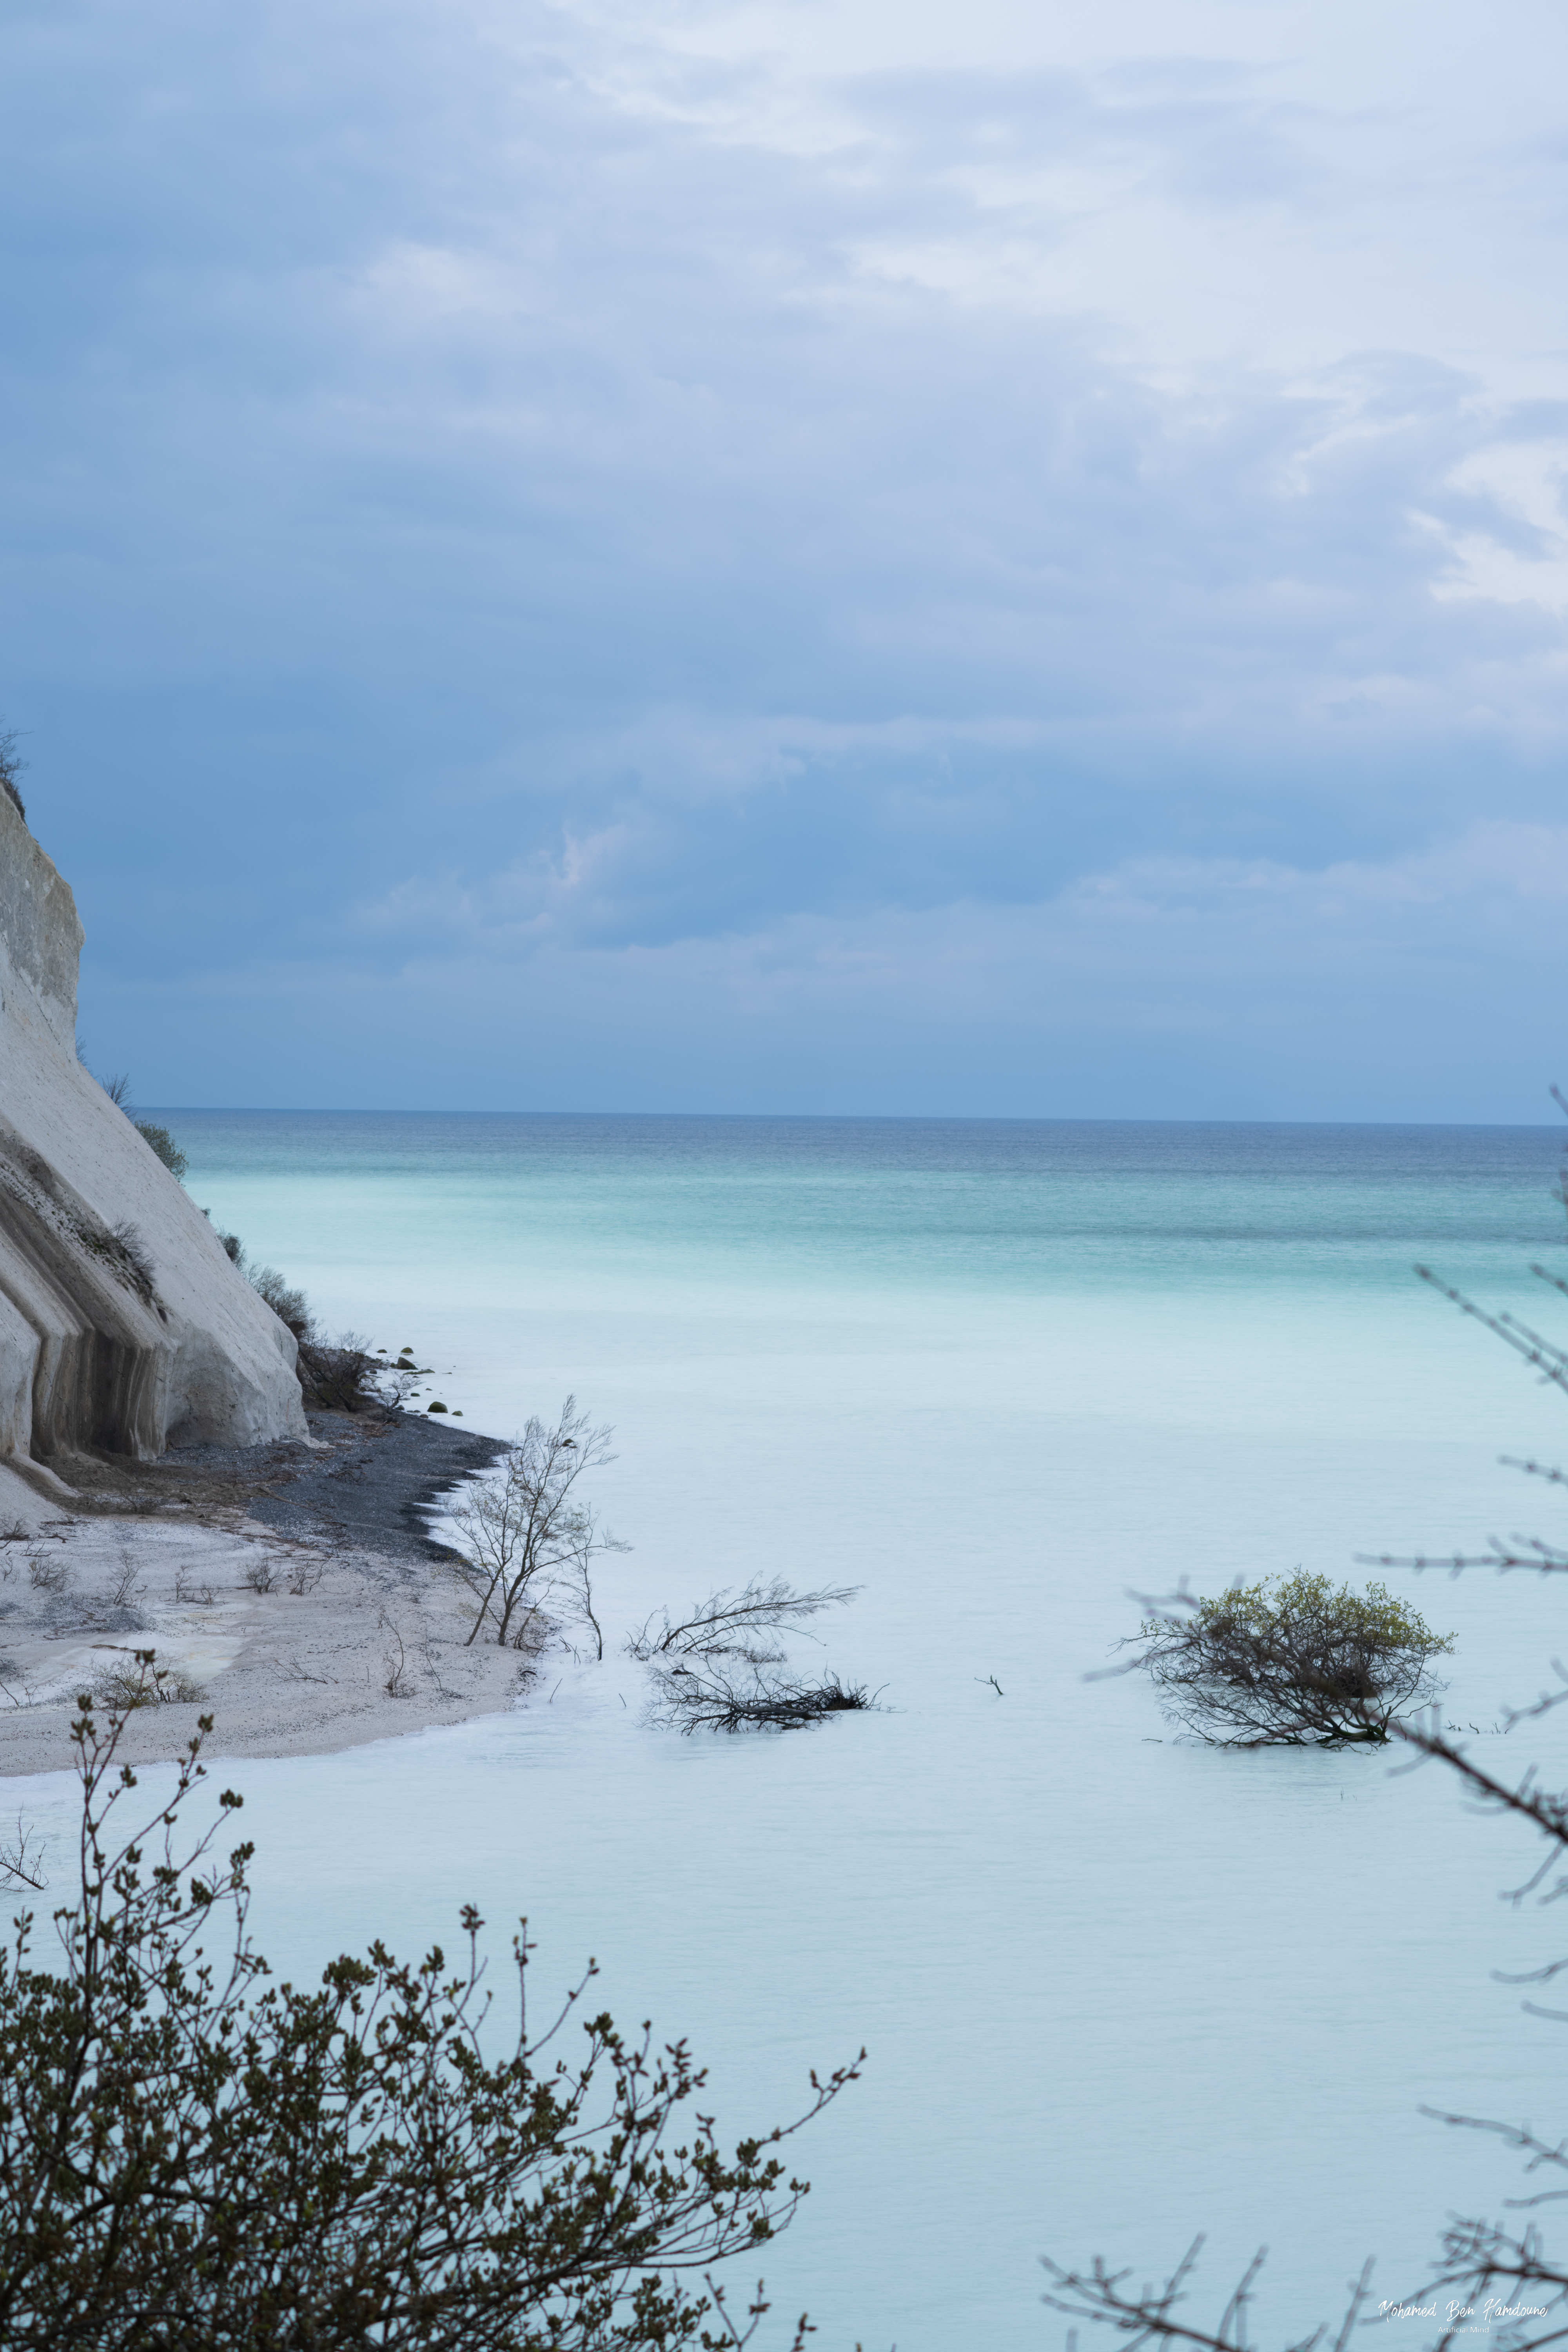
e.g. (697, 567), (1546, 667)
(5, 0), (1568, 1119)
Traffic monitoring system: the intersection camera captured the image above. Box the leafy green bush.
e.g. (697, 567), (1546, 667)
(0, 1679), (857, 2347)
(1131, 1569), (1452, 1746)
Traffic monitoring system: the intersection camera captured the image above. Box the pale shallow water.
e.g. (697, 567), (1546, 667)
(19, 1115), (1568, 2349)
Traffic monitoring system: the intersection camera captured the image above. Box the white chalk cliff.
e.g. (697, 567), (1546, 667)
(0, 790), (306, 1490)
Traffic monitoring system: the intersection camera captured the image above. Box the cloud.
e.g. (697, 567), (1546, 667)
(101, 820), (1568, 1122)
(2, 0), (1566, 1111)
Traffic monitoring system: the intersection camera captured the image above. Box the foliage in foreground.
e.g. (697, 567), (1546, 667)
(0, 1677), (859, 2348)
(1130, 1569), (1452, 1746)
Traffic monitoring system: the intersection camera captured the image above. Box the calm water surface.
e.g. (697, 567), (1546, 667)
(26, 1116), (1568, 2347)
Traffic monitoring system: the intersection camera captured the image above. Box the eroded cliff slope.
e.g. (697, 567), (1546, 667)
(0, 794), (306, 1486)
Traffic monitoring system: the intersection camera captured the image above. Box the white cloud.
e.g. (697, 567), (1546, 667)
(15, 0), (1568, 1111)
(107, 812), (1568, 1117)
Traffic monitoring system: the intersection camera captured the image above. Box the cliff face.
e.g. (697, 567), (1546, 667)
(0, 796), (306, 1479)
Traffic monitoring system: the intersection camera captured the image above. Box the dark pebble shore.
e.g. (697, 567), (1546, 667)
(162, 1410), (508, 1566)
(253, 1411), (508, 1562)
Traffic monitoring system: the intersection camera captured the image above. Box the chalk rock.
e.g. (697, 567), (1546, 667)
(0, 793), (307, 1479)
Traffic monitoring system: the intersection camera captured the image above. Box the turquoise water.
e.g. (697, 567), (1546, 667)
(163, 1112), (1568, 1298)
(31, 1116), (1568, 2345)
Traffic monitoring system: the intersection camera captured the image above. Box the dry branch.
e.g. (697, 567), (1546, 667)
(626, 1577), (859, 1663)
(646, 1662), (876, 1735)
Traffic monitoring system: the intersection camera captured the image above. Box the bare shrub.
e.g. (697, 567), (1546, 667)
(243, 1557), (278, 1595)
(0, 1813), (45, 1891)
(648, 1662), (877, 1735)
(362, 1347), (431, 1410)
(74, 1213), (157, 1306)
(508, 1609), (549, 1658)
(278, 1653), (330, 1685)
(382, 1626), (414, 1698)
(106, 1551), (144, 1613)
(447, 1397), (625, 1652)
(171, 1566), (214, 1608)
(107, 1220), (155, 1294)
(250, 1264), (314, 1343)
(90, 1653), (206, 1711)
(27, 1553), (71, 1596)
(295, 1340), (383, 1414)
(286, 1558), (325, 1597)
(1125, 1570), (1452, 1747)
(627, 1576), (859, 1663)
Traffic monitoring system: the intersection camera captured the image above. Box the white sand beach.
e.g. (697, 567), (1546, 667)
(0, 1410), (523, 1774)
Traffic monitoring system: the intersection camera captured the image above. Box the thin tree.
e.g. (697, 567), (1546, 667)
(448, 1398), (625, 1650)
(0, 1666), (861, 2349)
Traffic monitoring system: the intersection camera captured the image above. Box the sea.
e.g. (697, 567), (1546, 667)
(21, 1113), (1568, 2349)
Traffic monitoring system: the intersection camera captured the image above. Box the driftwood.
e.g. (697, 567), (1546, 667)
(646, 1661), (876, 1735)
(626, 1577), (858, 1662)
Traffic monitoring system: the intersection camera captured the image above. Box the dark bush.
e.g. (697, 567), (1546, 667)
(1129, 1569), (1452, 1746)
(249, 1263), (314, 1342)
(134, 1122), (187, 1182)
(295, 1339), (382, 1413)
(97, 1218), (155, 1304)
(0, 727), (25, 820)
(0, 1683), (860, 2348)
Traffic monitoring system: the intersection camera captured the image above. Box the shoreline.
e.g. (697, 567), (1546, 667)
(0, 1410), (523, 1777)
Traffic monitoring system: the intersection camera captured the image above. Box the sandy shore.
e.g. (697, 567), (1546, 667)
(0, 1411), (524, 1775)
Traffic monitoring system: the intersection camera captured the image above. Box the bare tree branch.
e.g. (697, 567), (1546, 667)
(626, 1579), (859, 1663)
(646, 1663), (877, 1735)
(0, 1816), (45, 1893)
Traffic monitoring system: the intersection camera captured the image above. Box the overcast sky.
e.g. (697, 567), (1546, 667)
(6, 0), (1568, 1118)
